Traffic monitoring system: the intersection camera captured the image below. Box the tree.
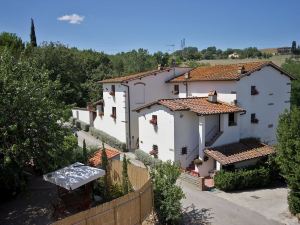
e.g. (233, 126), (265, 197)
(150, 161), (185, 224)
(292, 41), (297, 54)
(82, 139), (88, 163)
(30, 18), (37, 47)
(122, 154), (131, 194)
(282, 59), (300, 107)
(276, 107), (300, 215)
(0, 32), (24, 57)
(101, 142), (111, 200)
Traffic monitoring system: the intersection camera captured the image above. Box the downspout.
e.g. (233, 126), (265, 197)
(121, 83), (131, 150)
(185, 81), (188, 98)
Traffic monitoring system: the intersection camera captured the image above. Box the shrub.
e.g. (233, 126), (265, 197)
(150, 161), (185, 224)
(75, 120), (81, 129)
(89, 127), (127, 152)
(80, 122), (89, 132)
(74, 119), (90, 132)
(135, 149), (162, 168)
(276, 107), (300, 215)
(288, 190), (300, 215)
(214, 166), (272, 192)
(69, 117), (76, 125)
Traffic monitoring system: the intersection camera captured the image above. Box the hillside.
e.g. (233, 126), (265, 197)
(195, 55), (290, 67)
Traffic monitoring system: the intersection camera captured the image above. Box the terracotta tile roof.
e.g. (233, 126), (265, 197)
(204, 139), (275, 165)
(98, 68), (174, 83)
(134, 97), (245, 115)
(89, 148), (120, 167)
(168, 61), (295, 82)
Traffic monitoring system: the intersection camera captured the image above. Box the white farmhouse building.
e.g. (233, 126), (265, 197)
(73, 61), (294, 176)
(95, 66), (191, 149)
(134, 61), (294, 176)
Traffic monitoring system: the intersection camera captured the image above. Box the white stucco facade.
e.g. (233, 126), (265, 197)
(72, 108), (91, 125)
(94, 67), (191, 149)
(236, 66), (291, 145)
(136, 65), (292, 176)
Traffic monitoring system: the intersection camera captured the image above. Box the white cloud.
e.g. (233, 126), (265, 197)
(57, 14), (84, 24)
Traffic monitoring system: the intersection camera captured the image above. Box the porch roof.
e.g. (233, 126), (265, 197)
(204, 139), (275, 165)
(43, 162), (106, 190)
(134, 97), (245, 115)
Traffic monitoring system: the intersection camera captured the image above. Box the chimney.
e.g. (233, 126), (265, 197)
(238, 65), (245, 74)
(184, 72), (190, 79)
(208, 90), (217, 103)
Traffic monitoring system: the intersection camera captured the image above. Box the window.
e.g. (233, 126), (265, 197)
(98, 104), (104, 116)
(251, 113), (259, 123)
(110, 85), (115, 96)
(150, 115), (157, 125)
(150, 145), (158, 158)
(111, 107), (116, 119)
(251, 86), (259, 95)
(181, 147), (187, 155)
(228, 113), (236, 126)
(174, 85), (179, 95)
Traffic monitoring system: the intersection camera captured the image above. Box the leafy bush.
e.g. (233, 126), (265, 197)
(89, 127), (127, 151)
(93, 177), (124, 203)
(81, 122), (89, 132)
(150, 161), (185, 224)
(288, 190), (300, 215)
(276, 107), (300, 215)
(214, 166), (272, 192)
(69, 117), (76, 125)
(135, 149), (162, 168)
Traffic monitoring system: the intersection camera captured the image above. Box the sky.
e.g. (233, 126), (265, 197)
(1, 0), (300, 54)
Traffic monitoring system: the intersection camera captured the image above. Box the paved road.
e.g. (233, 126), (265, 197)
(214, 187), (299, 225)
(76, 130), (145, 168)
(179, 180), (283, 225)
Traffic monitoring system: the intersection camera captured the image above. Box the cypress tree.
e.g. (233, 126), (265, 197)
(82, 139), (88, 163)
(122, 154), (131, 194)
(30, 18), (37, 47)
(101, 142), (111, 200)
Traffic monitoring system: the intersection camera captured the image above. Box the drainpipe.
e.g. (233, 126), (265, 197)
(185, 81), (188, 98)
(121, 83), (131, 150)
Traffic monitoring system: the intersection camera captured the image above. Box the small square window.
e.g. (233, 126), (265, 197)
(174, 85), (179, 95)
(251, 113), (259, 123)
(150, 145), (158, 158)
(228, 113), (236, 126)
(110, 85), (115, 96)
(181, 147), (187, 155)
(251, 86), (259, 95)
(150, 115), (157, 125)
(111, 107), (116, 118)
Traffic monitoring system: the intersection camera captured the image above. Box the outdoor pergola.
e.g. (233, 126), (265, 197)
(43, 162), (105, 190)
(43, 162), (106, 215)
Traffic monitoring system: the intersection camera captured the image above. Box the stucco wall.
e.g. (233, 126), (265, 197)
(94, 83), (127, 143)
(128, 67), (191, 149)
(212, 113), (240, 147)
(176, 81), (237, 104)
(174, 111), (199, 168)
(72, 109), (90, 125)
(236, 66), (291, 144)
(138, 105), (175, 162)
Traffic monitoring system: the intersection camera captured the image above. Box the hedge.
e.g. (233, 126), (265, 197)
(89, 127), (127, 152)
(74, 119), (90, 132)
(135, 149), (162, 168)
(214, 166), (272, 192)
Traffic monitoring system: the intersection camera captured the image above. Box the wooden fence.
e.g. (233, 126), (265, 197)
(53, 160), (153, 225)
